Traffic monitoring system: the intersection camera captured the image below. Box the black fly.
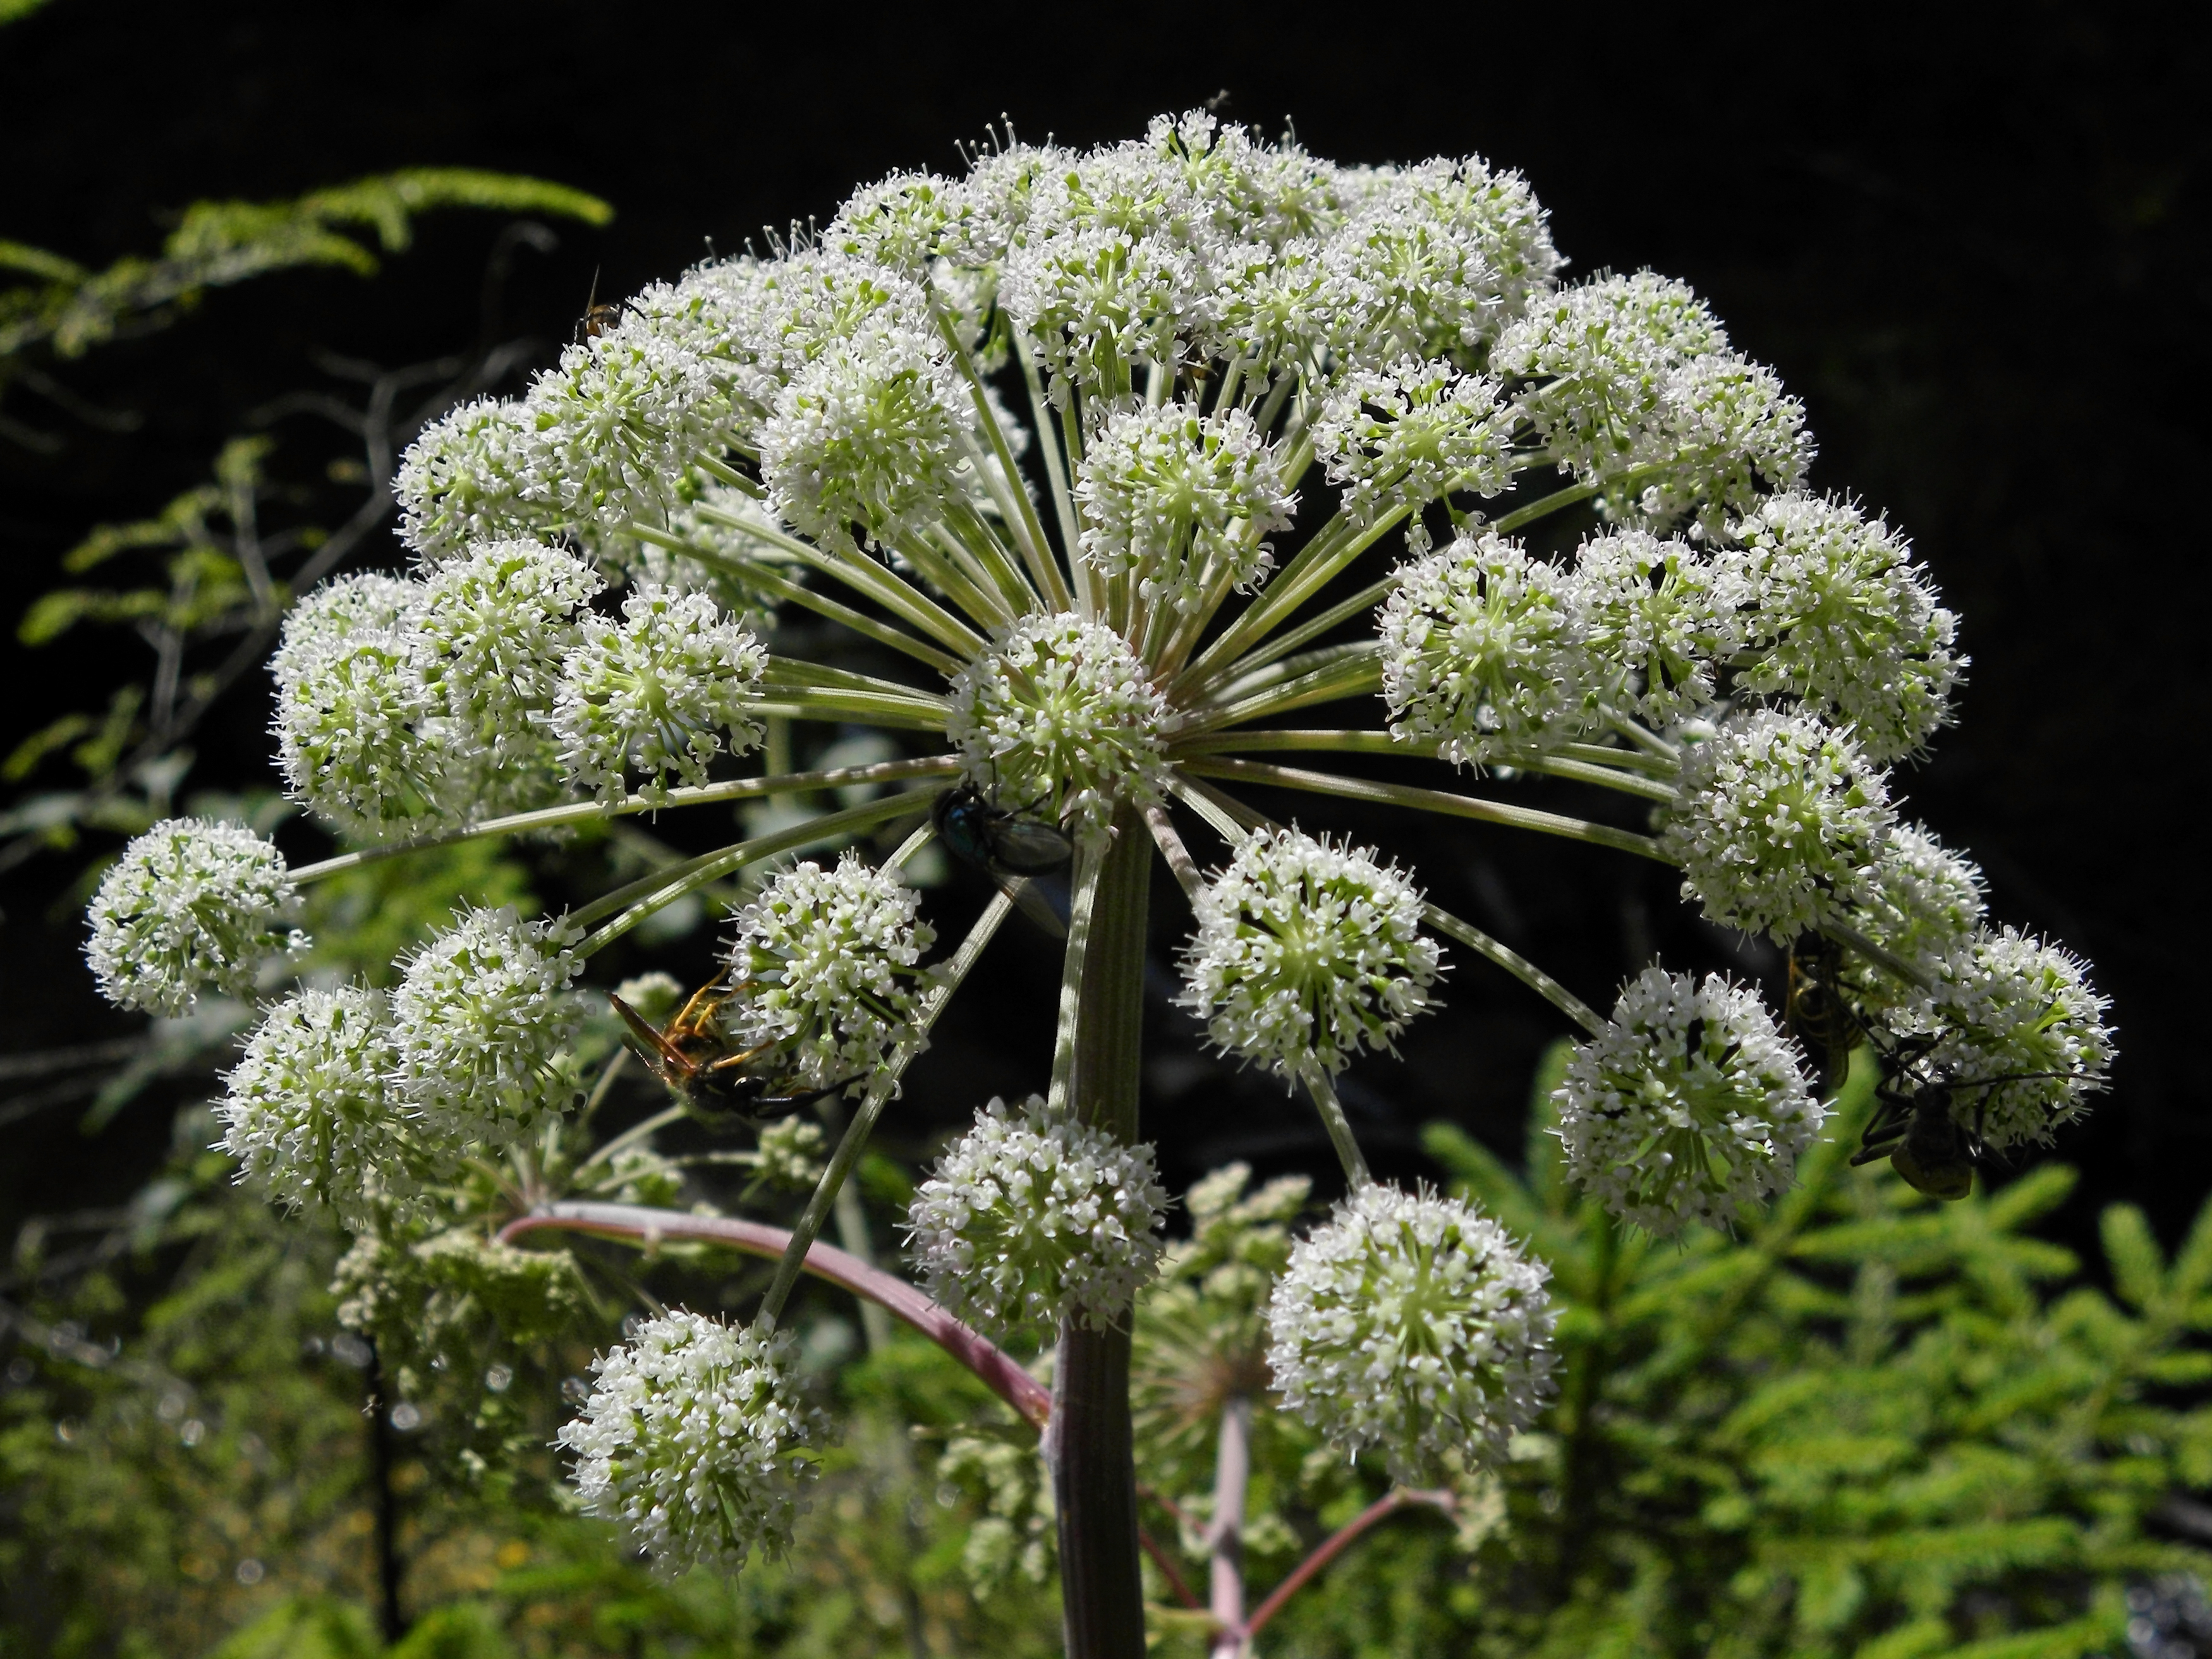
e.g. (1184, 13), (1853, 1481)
(932, 783), (1074, 938)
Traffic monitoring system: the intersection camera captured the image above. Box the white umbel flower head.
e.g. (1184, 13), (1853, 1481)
(411, 538), (600, 772)
(1721, 493), (1964, 763)
(726, 854), (936, 1091)
(758, 319), (969, 554)
(1179, 827), (1442, 1079)
(526, 306), (736, 551)
(1926, 926), (2113, 1150)
(271, 572), (466, 839)
(86, 818), (303, 1016)
(394, 396), (542, 561)
(1075, 401), (1295, 612)
(1314, 358), (1512, 557)
(906, 1095), (1169, 1340)
(1626, 353), (1812, 530)
(390, 907), (581, 1154)
(557, 1311), (823, 1576)
(1323, 158), (1560, 370)
(947, 611), (1169, 830)
(1493, 272), (1729, 478)
(1553, 968), (1822, 1236)
(1266, 1183), (1555, 1480)
(1377, 532), (1593, 764)
(1847, 823), (1987, 995)
(218, 986), (416, 1225)
(552, 586), (767, 802)
(1567, 529), (1729, 728)
(1661, 710), (1894, 941)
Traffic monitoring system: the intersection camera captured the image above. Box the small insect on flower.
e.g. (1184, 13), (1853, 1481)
(1784, 933), (1859, 1103)
(609, 978), (858, 1127)
(930, 782), (1074, 939)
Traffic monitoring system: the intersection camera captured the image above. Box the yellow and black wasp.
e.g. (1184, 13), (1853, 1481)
(607, 978), (854, 1128)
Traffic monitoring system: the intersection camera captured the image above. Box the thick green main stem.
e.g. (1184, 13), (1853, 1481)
(1053, 801), (1152, 1659)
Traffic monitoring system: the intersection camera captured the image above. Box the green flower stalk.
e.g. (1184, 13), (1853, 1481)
(85, 109), (2114, 1654)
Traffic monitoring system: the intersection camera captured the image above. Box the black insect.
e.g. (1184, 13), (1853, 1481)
(1785, 933), (1861, 1102)
(1850, 1070), (1979, 1201)
(609, 980), (854, 1128)
(1845, 1022), (2080, 1202)
(932, 782), (1074, 938)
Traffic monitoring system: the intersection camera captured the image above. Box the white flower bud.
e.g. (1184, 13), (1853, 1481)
(219, 986), (417, 1224)
(1927, 926), (2112, 1149)
(726, 854), (936, 1091)
(1179, 827), (1441, 1079)
(1314, 358), (1512, 556)
(1377, 531), (1593, 765)
(1661, 710), (1894, 942)
(557, 1311), (823, 1575)
(85, 818), (302, 1016)
(1267, 1184), (1555, 1480)
(1076, 401), (1295, 612)
(390, 907), (581, 1155)
(1721, 493), (1964, 764)
(1626, 353), (1812, 529)
(906, 1095), (1169, 1340)
(947, 612), (1169, 830)
(552, 586), (767, 803)
(1555, 968), (1823, 1236)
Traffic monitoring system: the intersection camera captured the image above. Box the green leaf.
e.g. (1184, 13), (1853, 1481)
(2101, 1204), (2166, 1313)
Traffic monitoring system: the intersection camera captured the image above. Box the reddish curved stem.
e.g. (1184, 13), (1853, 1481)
(498, 1201), (1050, 1430)
(1239, 1487), (1456, 1641)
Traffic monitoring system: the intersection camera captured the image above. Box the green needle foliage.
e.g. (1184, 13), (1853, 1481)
(1418, 1046), (2212, 1658)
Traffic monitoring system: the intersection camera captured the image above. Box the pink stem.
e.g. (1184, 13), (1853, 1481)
(1137, 1526), (1203, 1610)
(498, 1201), (1051, 1430)
(1239, 1487), (1457, 1641)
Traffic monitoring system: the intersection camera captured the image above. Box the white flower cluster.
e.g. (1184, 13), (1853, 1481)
(1378, 532), (1591, 764)
(1569, 528), (1729, 728)
(272, 572), (455, 839)
(1179, 827), (1442, 1079)
(557, 1311), (823, 1575)
(726, 854), (936, 1091)
(272, 545), (768, 835)
(552, 585), (767, 802)
(1267, 1184), (1555, 1480)
(1848, 823), (1988, 997)
(217, 985), (411, 1225)
(1313, 358), (1512, 554)
(947, 612), (1169, 830)
(85, 818), (302, 1016)
(1661, 710), (1894, 941)
(906, 1095), (1169, 1340)
(751, 1117), (827, 1191)
(1075, 401), (1294, 611)
(1923, 926), (2113, 1150)
(1493, 271), (1811, 527)
(1722, 493), (1964, 763)
(1553, 968), (1823, 1236)
(389, 907), (581, 1155)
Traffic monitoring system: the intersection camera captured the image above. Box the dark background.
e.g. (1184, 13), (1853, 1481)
(2, 0), (2206, 1260)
